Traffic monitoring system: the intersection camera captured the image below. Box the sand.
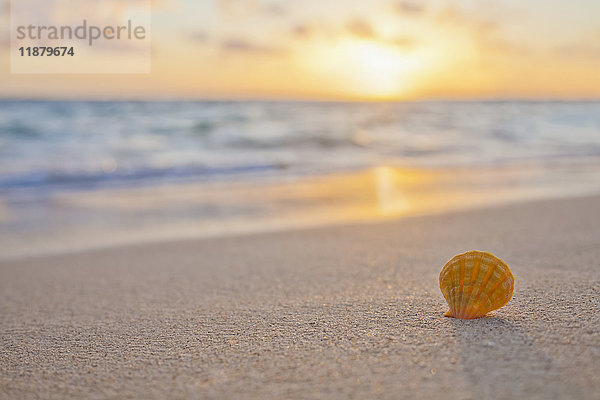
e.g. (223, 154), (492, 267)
(1, 195), (599, 399)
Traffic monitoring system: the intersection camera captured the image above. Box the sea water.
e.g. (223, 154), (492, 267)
(1, 100), (599, 257)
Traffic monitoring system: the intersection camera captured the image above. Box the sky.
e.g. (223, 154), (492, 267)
(1, 0), (600, 100)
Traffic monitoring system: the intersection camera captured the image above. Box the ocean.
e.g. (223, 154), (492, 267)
(1, 100), (600, 258)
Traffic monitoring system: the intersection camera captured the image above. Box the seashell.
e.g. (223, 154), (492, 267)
(439, 250), (514, 319)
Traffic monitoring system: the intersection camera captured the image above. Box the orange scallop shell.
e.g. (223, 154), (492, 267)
(439, 250), (514, 319)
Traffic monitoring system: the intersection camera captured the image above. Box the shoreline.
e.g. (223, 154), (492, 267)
(2, 161), (600, 261)
(3, 190), (600, 263)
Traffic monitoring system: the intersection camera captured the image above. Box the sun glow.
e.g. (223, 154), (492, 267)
(300, 38), (424, 100)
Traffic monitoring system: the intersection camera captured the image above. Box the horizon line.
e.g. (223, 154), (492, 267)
(1, 95), (600, 103)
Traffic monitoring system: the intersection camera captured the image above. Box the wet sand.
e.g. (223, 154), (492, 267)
(1, 195), (599, 399)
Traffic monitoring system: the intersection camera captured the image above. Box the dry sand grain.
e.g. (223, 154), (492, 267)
(1, 196), (599, 399)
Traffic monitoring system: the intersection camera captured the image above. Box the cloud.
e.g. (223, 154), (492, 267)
(436, 5), (497, 34)
(395, 1), (425, 16)
(291, 17), (418, 52)
(219, 0), (286, 18)
(555, 32), (600, 60)
(186, 31), (210, 43)
(346, 19), (376, 39)
(219, 0), (258, 18)
(220, 38), (285, 55)
(291, 24), (312, 38)
(345, 18), (417, 50)
(263, 2), (286, 16)
(434, 5), (529, 56)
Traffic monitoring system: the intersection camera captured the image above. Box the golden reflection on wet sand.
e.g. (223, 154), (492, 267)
(2, 164), (599, 259)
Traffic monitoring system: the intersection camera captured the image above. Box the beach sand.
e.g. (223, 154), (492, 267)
(1, 195), (599, 399)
